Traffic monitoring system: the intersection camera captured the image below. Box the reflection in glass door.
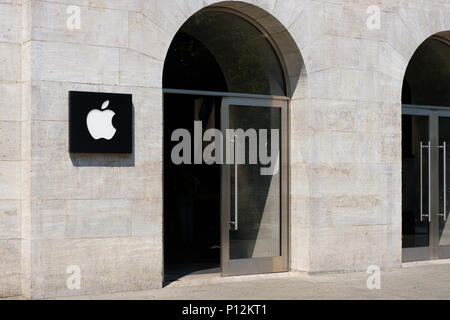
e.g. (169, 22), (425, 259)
(221, 97), (288, 276)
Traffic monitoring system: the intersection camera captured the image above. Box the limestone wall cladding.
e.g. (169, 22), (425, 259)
(7, 0), (450, 298)
(0, 0), (23, 298)
(22, 0), (162, 299)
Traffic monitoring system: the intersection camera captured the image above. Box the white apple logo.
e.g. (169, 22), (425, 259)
(86, 100), (117, 140)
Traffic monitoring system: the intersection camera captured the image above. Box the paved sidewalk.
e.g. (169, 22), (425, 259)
(51, 260), (450, 300)
(5, 260), (450, 300)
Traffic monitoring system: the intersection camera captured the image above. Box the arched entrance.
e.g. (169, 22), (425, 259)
(402, 31), (450, 262)
(162, 6), (293, 280)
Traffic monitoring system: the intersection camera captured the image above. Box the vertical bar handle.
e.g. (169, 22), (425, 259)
(429, 140), (431, 222)
(420, 141), (423, 221)
(439, 141), (447, 221)
(230, 136), (238, 230)
(234, 153), (238, 230)
(420, 141), (431, 222)
(444, 141), (447, 222)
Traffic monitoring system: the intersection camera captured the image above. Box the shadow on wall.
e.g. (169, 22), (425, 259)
(213, 1), (305, 98)
(70, 104), (135, 167)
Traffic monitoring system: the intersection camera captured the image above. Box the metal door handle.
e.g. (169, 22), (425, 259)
(230, 136), (238, 230)
(234, 155), (238, 230)
(420, 141), (431, 222)
(439, 141), (448, 221)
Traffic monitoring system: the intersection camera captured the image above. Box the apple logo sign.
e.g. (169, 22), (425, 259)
(69, 91), (132, 154)
(86, 100), (117, 140)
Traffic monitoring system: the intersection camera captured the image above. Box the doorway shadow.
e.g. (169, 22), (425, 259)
(163, 94), (222, 283)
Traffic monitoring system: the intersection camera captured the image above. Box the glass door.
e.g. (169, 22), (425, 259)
(402, 106), (450, 262)
(437, 113), (450, 258)
(220, 97), (288, 276)
(402, 112), (431, 261)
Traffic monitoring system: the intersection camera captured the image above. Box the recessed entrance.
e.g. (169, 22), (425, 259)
(402, 32), (450, 262)
(163, 93), (223, 280)
(162, 7), (290, 281)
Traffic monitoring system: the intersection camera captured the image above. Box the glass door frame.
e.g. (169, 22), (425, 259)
(402, 104), (450, 262)
(221, 96), (289, 276)
(163, 88), (290, 277)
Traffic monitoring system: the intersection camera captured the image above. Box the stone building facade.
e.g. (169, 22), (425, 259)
(0, 0), (449, 299)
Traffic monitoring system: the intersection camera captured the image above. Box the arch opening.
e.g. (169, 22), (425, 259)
(402, 31), (450, 106)
(401, 31), (450, 262)
(163, 9), (287, 96)
(162, 4), (299, 280)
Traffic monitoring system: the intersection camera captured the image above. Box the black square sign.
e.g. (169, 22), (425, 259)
(69, 91), (132, 153)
